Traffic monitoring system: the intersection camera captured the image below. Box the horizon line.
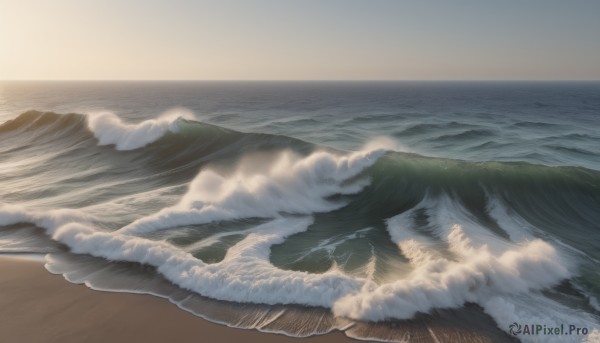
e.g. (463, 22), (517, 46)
(2, 79), (600, 82)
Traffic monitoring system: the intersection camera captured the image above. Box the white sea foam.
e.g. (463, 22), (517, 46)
(1, 139), (598, 341)
(335, 196), (599, 342)
(86, 109), (195, 150)
(333, 219), (570, 320)
(421, 193), (520, 256)
(0, 143), (387, 306)
(1, 197), (596, 341)
(118, 144), (387, 235)
(0, 204), (363, 307)
(386, 208), (445, 265)
(0, 203), (93, 233)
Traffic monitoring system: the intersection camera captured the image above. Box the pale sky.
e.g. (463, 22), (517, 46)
(1, 0), (599, 80)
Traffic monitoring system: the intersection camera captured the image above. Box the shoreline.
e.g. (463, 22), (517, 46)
(0, 256), (355, 343)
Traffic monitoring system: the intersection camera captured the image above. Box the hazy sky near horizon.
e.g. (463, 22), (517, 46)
(1, 0), (599, 80)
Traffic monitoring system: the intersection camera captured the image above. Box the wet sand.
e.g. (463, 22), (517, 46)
(0, 256), (356, 343)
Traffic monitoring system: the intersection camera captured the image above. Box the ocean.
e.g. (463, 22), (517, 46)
(1, 81), (599, 342)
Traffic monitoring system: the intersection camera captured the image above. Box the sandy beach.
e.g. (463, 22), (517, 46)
(3, 1), (600, 342)
(0, 256), (355, 343)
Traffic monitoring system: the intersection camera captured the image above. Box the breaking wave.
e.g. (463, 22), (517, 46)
(87, 109), (195, 150)
(1, 110), (599, 342)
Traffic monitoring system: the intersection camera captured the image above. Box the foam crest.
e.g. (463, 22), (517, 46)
(3, 151), (596, 341)
(385, 209), (443, 265)
(1, 203), (363, 307)
(0, 203), (93, 234)
(87, 109), (195, 150)
(333, 215), (570, 323)
(119, 145), (387, 235)
(446, 223), (478, 257)
(362, 136), (409, 153)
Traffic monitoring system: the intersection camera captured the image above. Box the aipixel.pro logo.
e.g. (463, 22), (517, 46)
(509, 322), (589, 337)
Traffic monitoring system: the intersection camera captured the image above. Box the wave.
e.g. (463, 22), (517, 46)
(334, 196), (600, 342)
(2, 190), (597, 342)
(0, 141), (391, 308)
(119, 141), (392, 235)
(0, 109), (195, 151)
(2, 110), (600, 341)
(2, 187), (596, 318)
(87, 109), (195, 150)
(0, 111), (84, 133)
(2, 111), (600, 243)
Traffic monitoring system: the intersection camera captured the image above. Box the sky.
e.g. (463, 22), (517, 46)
(1, 0), (599, 80)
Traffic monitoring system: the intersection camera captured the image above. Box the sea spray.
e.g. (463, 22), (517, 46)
(87, 109), (195, 150)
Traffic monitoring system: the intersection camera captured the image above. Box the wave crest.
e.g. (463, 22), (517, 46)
(119, 143), (388, 235)
(333, 223), (569, 321)
(87, 109), (195, 150)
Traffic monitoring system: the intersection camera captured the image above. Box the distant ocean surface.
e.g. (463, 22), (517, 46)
(1, 81), (599, 342)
